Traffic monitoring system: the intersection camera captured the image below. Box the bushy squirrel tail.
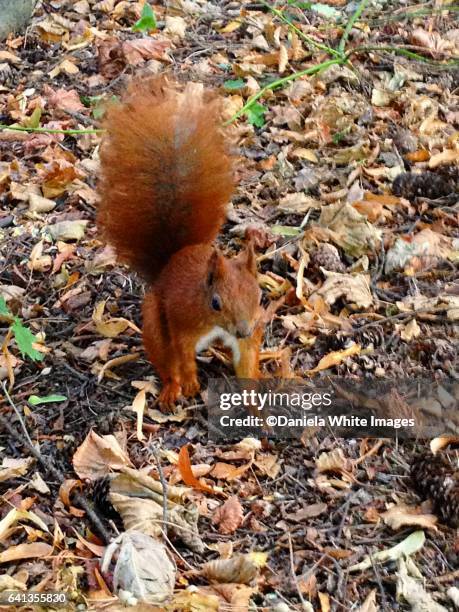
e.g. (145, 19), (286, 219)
(97, 75), (234, 281)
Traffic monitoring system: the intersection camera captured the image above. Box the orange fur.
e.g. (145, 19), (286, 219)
(98, 76), (234, 281)
(97, 76), (262, 407)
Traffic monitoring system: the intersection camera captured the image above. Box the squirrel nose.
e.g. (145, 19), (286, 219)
(236, 321), (252, 339)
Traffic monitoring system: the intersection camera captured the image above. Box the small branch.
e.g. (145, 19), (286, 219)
(0, 124), (104, 135)
(339, 0), (370, 55)
(2, 381), (35, 449)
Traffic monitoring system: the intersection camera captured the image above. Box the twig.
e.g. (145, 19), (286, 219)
(287, 532), (309, 610)
(149, 442), (169, 543)
(2, 381), (35, 449)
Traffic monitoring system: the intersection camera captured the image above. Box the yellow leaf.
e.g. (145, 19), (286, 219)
(219, 20), (242, 33)
(307, 344), (361, 374)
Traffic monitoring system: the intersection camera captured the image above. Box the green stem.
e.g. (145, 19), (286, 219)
(0, 124), (103, 135)
(339, 0), (369, 55)
(224, 58), (343, 126)
(345, 45), (459, 66)
(260, 0), (342, 58)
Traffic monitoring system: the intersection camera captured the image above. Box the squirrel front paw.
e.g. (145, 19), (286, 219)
(159, 381), (182, 409)
(181, 377), (200, 398)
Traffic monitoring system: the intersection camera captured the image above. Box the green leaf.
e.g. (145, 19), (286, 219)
(28, 394), (67, 406)
(271, 225), (303, 237)
(245, 102), (266, 127)
(223, 78), (245, 91)
(0, 296), (10, 317)
(132, 3), (157, 32)
(11, 318), (44, 362)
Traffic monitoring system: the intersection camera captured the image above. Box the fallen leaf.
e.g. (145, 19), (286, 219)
(397, 557), (447, 611)
(0, 542), (53, 563)
(48, 219), (88, 241)
(72, 430), (133, 480)
(307, 344), (361, 374)
(212, 496), (244, 535)
(178, 445), (216, 494)
(101, 531), (175, 605)
(349, 530), (425, 572)
(201, 554), (258, 584)
(381, 504), (438, 532)
(317, 271), (373, 309)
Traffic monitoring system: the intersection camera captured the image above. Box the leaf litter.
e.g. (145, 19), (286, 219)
(0, 0), (458, 609)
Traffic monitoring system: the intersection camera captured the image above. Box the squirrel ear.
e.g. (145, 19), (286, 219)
(207, 249), (225, 286)
(239, 241), (257, 277)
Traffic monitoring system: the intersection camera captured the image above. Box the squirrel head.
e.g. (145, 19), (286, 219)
(206, 245), (261, 339)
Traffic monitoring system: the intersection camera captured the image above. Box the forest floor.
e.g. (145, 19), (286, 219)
(0, 0), (458, 610)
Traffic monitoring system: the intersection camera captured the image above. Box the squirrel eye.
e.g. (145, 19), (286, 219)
(211, 294), (222, 311)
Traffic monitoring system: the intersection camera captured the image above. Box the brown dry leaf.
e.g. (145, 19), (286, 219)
(170, 590), (219, 611)
(399, 318), (421, 341)
(72, 430), (133, 480)
(0, 542), (53, 564)
(204, 583), (254, 611)
(28, 193), (56, 213)
(122, 38), (171, 65)
(279, 193), (320, 214)
(92, 300), (141, 339)
(201, 554), (258, 584)
(44, 87), (85, 112)
(284, 502), (328, 522)
(164, 16), (186, 39)
(42, 161), (81, 198)
(316, 448), (353, 475)
(0, 457), (33, 483)
(58, 479), (83, 507)
(212, 496), (244, 535)
(381, 504), (438, 532)
(319, 592), (331, 612)
(0, 50), (21, 64)
(428, 147), (459, 168)
(130, 381), (157, 441)
(253, 453), (281, 478)
(385, 229), (452, 274)
(27, 241), (52, 273)
(317, 271), (373, 309)
(319, 202), (381, 258)
(96, 352), (140, 382)
(178, 445), (216, 494)
(306, 343), (361, 374)
(411, 28), (453, 56)
(357, 589), (378, 612)
(211, 462), (251, 481)
(430, 436), (459, 454)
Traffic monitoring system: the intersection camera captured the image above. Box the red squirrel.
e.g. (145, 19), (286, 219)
(97, 76), (262, 407)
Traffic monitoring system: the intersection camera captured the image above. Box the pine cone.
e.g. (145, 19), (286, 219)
(310, 243), (345, 273)
(392, 170), (456, 200)
(93, 476), (119, 521)
(411, 454), (459, 527)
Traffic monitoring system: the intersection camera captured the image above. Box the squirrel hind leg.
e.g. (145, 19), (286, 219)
(143, 290), (182, 409)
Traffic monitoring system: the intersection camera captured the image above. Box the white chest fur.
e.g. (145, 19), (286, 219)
(195, 326), (240, 366)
